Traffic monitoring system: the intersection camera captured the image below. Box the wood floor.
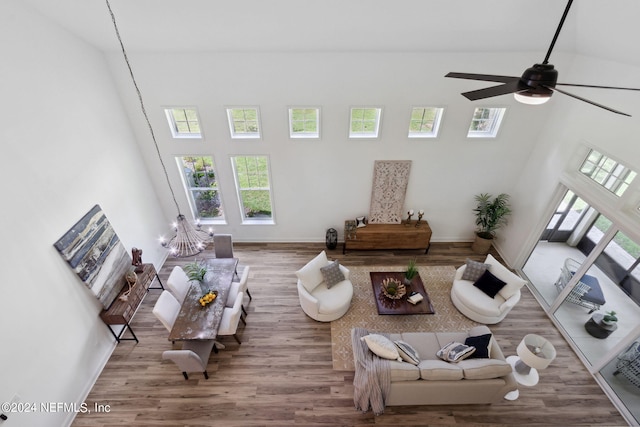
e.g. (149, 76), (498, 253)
(72, 242), (627, 426)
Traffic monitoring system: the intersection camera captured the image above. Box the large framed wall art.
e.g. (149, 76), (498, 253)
(54, 204), (131, 309)
(368, 160), (412, 224)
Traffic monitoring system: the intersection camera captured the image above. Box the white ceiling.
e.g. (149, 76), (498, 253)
(20, 0), (640, 67)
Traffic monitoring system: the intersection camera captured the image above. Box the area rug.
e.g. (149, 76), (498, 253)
(331, 265), (480, 370)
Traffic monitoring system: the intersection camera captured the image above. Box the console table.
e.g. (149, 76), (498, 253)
(99, 263), (164, 343)
(343, 221), (432, 254)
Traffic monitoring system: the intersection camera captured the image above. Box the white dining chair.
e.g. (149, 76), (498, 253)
(226, 266), (251, 316)
(162, 339), (215, 380)
(218, 291), (245, 345)
(167, 266), (191, 304)
(152, 290), (181, 333)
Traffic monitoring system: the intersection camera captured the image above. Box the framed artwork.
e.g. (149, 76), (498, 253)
(54, 204), (131, 309)
(368, 160), (412, 224)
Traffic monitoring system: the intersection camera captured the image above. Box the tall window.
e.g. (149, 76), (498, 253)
(408, 107), (444, 138)
(177, 156), (224, 221)
(580, 149), (637, 197)
(231, 156), (273, 222)
(165, 108), (202, 138)
(467, 107), (505, 138)
(226, 107), (261, 139)
(349, 107), (382, 138)
(289, 108), (320, 139)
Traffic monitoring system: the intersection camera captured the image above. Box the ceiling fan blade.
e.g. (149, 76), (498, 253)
(445, 72), (519, 84)
(549, 86), (631, 117)
(557, 83), (640, 91)
(461, 80), (523, 101)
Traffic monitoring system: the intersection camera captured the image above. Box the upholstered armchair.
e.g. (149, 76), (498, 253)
(162, 339), (216, 380)
(296, 251), (353, 322)
(450, 254), (526, 324)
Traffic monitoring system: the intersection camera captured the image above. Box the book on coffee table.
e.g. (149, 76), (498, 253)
(408, 292), (424, 305)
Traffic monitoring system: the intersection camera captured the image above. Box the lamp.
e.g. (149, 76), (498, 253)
(514, 91), (551, 105)
(106, 1), (212, 257)
(504, 334), (556, 400)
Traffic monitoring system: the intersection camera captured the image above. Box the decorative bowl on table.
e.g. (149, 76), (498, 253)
(199, 290), (218, 307)
(381, 278), (406, 300)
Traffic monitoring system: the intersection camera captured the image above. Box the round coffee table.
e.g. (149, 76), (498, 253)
(585, 313), (617, 339)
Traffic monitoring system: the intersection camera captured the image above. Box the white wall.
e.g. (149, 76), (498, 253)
(106, 50), (556, 244)
(0, 2), (167, 426)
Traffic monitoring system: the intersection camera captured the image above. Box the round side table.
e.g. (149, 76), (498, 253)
(585, 313), (617, 339)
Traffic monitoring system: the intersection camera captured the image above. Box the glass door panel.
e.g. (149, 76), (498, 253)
(599, 339), (640, 425)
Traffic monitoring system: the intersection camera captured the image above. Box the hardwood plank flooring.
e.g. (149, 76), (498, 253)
(72, 242), (626, 426)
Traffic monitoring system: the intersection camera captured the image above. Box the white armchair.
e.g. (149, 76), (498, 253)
(296, 251), (353, 322)
(162, 339), (216, 380)
(451, 254), (526, 324)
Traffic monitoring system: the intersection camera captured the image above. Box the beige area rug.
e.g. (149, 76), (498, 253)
(331, 265), (480, 371)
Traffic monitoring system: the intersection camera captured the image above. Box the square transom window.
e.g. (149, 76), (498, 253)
(349, 107), (382, 138)
(165, 108), (202, 139)
(467, 107), (506, 138)
(580, 149), (637, 197)
(289, 108), (320, 139)
(226, 107), (261, 139)
(408, 107), (444, 138)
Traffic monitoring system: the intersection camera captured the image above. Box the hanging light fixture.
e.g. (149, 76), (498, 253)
(105, 0), (212, 257)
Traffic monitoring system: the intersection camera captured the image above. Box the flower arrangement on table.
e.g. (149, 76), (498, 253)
(199, 290), (217, 307)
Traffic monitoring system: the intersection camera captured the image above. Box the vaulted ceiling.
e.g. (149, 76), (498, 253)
(22, 0), (640, 68)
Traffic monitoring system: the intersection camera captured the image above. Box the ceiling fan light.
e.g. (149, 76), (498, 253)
(514, 92), (551, 105)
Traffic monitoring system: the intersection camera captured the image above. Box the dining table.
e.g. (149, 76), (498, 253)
(168, 257), (238, 342)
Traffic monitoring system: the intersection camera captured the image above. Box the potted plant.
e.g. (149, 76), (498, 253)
(602, 310), (618, 326)
(184, 259), (208, 282)
(471, 193), (512, 254)
(404, 259), (419, 286)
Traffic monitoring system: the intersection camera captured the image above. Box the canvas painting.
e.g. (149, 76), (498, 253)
(368, 160), (412, 224)
(54, 204), (131, 309)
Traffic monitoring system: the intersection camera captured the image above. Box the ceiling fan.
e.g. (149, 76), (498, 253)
(445, 0), (640, 116)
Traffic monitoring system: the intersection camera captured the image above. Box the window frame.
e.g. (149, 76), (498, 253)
(288, 107), (321, 139)
(164, 107), (203, 139)
(579, 148), (637, 197)
(408, 106), (444, 138)
(466, 107), (506, 138)
(348, 107), (382, 139)
(175, 155), (226, 224)
(226, 106), (262, 140)
(230, 155), (275, 224)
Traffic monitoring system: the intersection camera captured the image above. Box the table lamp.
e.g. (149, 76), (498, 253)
(504, 334), (556, 400)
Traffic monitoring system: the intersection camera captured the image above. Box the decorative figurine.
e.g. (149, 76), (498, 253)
(132, 247), (143, 272)
(416, 210), (424, 227)
(119, 268), (138, 302)
(405, 209), (414, 226)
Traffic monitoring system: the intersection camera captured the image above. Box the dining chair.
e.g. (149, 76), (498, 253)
(162, 339), (215, 380)
(226, 265), (251, 316)
(214, 233), (238, 277)
(167, 266), (191, 304)
(218, 291), (246, 344)
(152, 290), (181, 333)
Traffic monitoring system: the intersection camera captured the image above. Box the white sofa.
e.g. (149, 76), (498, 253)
(451, 254), (527, 324)
(296, 251), (354, 322)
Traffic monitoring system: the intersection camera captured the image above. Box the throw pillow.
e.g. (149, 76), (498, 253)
(356, 216), (367, 228)
(361, 334), (402, 361)
(295, 251), (329, 293)
(320, 260), (345, 289)
(436, 341), (476, 363)
(461, 258), (490, 281)
(473, 269), (507, 298)
(464, 333), (492, 359)
(394, 340), (420, 365)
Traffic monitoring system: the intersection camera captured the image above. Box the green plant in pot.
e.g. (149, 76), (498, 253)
(184, 259), (208, 282)
(472, 193), (512, 254)
(404, 259), (419, 286)
(603, 310), (618, 325)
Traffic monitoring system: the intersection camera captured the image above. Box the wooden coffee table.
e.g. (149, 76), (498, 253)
(370, 272), (435, 315)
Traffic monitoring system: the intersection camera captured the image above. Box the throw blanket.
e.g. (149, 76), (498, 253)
(351, 328), (391, 415)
